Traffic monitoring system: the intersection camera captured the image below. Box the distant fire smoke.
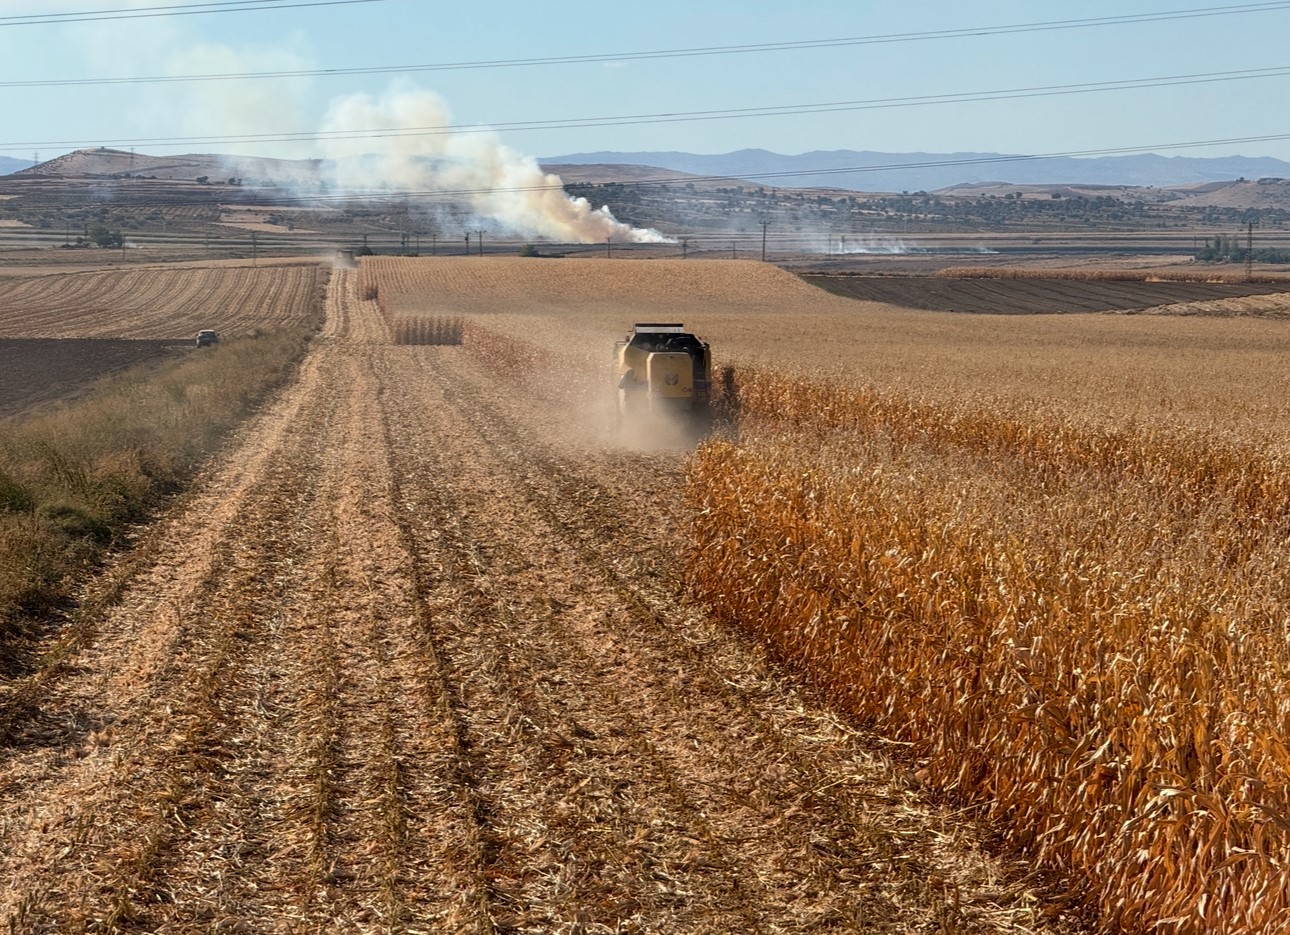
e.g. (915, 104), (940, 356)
(836, 236), (921, 255)
(318, 86), (670, 244)
(826, 236), (997, 256)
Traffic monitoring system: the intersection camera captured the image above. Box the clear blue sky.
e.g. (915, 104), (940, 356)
(2, 0), (1289, 163)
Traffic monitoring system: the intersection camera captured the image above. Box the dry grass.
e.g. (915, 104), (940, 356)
(0, 290), (323, 671)
(357, 255), (829, 317)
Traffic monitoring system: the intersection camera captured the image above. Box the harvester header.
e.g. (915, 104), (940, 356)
(631, 323), (687, 334)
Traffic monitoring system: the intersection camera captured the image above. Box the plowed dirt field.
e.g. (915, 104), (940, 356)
(0, 338), (190, 417)
(801, 274), (1289, 314)
(0, 267), (1079, 933)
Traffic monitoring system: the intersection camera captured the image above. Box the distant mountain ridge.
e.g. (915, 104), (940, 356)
(0, 156), (34, 176)
(541, 148), (1290, 193)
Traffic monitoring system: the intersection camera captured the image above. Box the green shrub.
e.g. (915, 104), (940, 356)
(38, 501), (111, 544)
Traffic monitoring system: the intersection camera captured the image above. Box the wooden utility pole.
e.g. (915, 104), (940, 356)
(1247, 221), (1254, 281)
(760, 220), (770, 261)
(475, 230), (485, 256)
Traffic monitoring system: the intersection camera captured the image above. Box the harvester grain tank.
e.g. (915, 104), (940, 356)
(614, 323), (711, 428)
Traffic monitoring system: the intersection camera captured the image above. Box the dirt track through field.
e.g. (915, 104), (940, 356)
(0, 270), (1077, 933)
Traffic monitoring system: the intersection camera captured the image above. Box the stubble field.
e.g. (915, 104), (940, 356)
(4, 255), (1290, 932)
(0, 261), (327, 339)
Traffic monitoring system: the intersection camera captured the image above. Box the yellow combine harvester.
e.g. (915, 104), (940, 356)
(614, 322), (712, 432)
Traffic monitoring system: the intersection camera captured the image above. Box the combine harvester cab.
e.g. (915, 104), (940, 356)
(614, 323), (712, 437)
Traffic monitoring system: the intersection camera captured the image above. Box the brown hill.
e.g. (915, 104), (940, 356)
(18, 148), (323, 185)
(934, 178), (1290, 210)
(1165, 177), (1290, 209)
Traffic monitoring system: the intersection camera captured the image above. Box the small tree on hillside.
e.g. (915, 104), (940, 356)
(87, 224), (123, 248)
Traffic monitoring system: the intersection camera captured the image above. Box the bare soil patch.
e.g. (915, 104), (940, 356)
(802, 273), (1290, 313)
(0, 337), (189, 418)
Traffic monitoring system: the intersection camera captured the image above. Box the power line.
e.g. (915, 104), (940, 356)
(0, 1), (1287, 78)
(0, 0), (386, 27)
(5, 64), (1290, 154)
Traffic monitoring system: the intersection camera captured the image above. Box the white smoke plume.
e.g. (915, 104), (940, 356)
(823, 235), (998, 255)
(318, 85), (670, 244)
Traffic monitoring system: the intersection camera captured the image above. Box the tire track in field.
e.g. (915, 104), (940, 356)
(372, 342), (1067, 933)
(375, 352), (770, 932)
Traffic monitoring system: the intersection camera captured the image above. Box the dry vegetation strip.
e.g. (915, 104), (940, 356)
(0, 273), (323, 676)
(686, 367), (1290, 934)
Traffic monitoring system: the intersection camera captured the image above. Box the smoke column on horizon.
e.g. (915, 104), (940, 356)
(318, 86), (670, 244)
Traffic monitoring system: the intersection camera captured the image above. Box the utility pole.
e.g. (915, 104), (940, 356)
(251, 231), (258, 267)
(680, 237), (689, 259)
(1246, 220), (1254, 281)
(464, 233), (470, 255)
(431, 234), (437, 256)
(475, 229), (485, 256)
(760, 219), (770, 262)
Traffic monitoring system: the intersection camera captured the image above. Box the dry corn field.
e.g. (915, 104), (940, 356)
(7, 256), (1290, 933)
(0, 262), (327, 339)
